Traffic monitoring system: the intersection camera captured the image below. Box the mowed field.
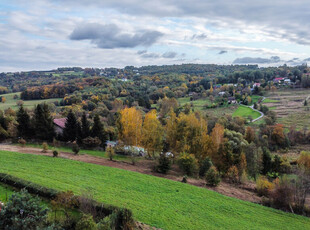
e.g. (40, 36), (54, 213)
(0, 92), (61, 110)
(232, 105), (261, 120)
(263, 89), (310, 129)
(0, 150), (309, 230)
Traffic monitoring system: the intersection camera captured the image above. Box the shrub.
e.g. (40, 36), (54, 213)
(18, 138), (26, 147)
(156, 153), (172, 174)
(199, 157), (213, 178)
(206, 166), (221, 186)
(82, 136), (102, 149)
(76, 214), (97, 230)
(72, 143), (80, 155)
(226, 166), (239, 184)
(270, 176), (293, 211)
(256, 176), (274, 196)
(0, 189), (49, 230)
(297, 151), (310, 170)
(106, 146), (115, 161)
(42, 142), (48, 153)
(53, 150), (59, 157)
(177, 153), (198, 176)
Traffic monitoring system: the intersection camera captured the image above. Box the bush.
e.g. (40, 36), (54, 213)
(199, 157), (213, 178)
(82, 137), (102, 149)
(106, 146), (115, 161)
(205, 166), (221, 186)
(270, 176), (293, 211)
(76, 214), (97, 230)
(226, 166), (239, 184)
(72, 143), (80, 155)
(177, 153), (198, 176)
(0, 189), (49, 230)
(42, 142), (49, 153)
(256, 176), (274, 196)
(156, 153), (172, 174)
(18, 138), (26, 147)
(53, 150), (59, 157)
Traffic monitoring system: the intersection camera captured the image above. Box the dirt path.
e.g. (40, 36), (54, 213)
(248, 96), (265, 122)
(0, 144), (261, 204)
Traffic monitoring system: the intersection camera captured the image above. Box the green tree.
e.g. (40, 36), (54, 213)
(16, 105), (32, 138)
(0, 189), (48, 230)
(34, 103), (55, 140)
(262, 147), (272, 175)
(63, 110), (78, 141)
(91, 114), (107, 148)
(81, 112), (91, 138)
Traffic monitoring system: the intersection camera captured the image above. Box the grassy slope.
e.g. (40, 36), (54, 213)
(0, 151), (309, 230)
(232, 106), (261, 120)
(0, 92), (61, 110)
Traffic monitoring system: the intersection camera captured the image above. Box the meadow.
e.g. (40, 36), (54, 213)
(0, 150), (309, 230)
(0, 92), (61, 110)
(232, 105), (261, 120)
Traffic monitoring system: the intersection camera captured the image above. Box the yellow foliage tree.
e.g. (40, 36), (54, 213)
(1, 97), (6, 103)
(165, 108), (178, 154)
(142, 110), (163, 157)
(119, 107), (142, 146)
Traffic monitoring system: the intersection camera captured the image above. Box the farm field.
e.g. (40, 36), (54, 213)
(0, 150), (309, 230)
(263, 89), (310, 129)
(178, 97), (211, 111)
(232, 105), (261, 120)
(0, 92), (61, 110)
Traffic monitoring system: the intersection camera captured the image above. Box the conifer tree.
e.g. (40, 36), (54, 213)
(34, 103), (55, 140)
(81, 112), (90, 138)
(91, 114), (107, 148)
(16, 105), (32, 138)
(63, 110), (78, 141)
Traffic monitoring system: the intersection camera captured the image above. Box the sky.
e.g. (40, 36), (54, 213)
(1, 0), (310, 72)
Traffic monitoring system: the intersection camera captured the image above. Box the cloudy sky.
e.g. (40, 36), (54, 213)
(1, 0), (310, 72)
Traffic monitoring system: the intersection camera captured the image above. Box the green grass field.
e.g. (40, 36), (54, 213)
(233, 106), (261, 120)
(0, 92), (62, 110)
(21, 143), (133, 162)
(0, 150), (308, 230)
(178, 97), (210, 111)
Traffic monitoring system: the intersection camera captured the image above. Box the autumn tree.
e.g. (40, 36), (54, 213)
(244, 126), (255, 143)
(142, 110), (163, 158)
(165, 108), (178, 154)
(119, 107), (142, 146)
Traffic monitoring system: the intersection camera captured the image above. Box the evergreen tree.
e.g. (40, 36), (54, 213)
(91, 114), (107, 148)
(63, 110), (78, 141)
(262, 147), (272, 174)
(16, 105), (32, 138)
(81, 112), (90, 138)
(34, 103), (55, 140)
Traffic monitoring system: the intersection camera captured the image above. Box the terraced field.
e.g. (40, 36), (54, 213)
(0, 150), (309, 230)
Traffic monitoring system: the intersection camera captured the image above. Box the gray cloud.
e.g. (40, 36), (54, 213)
(304, 58), (310, 61)
(61, 0), (310, 45)
(162, 51), (177, 58)
(192, 33), (207, 40)
(218, 50), (227, 55)
(233, 56), (281, 64)
(140, 53), (160, 58)
(70, 23), (163, 49)
(137, 50), (147, 55)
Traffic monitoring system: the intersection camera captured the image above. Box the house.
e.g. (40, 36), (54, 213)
(284, 79), (291, 84)
(53, 118), (66, 135)
(218, 91), (226, 96)
(106, 141), (117, 148)
(228, 96), (236, 104)
(273, 77), (284, 83)
(253, 83), (261, 88)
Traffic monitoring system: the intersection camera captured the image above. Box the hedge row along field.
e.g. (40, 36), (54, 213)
(0, 150), (309, 230)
